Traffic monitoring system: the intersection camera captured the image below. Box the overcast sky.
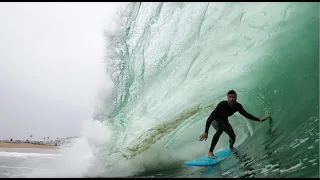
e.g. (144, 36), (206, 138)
(0, 2), (126, 141)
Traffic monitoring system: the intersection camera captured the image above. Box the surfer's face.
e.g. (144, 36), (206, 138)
(227, 94), (237, 105)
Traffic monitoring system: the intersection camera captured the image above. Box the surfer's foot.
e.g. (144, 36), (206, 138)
(208, 151), (217, 159)
(230, 147), (238, 152)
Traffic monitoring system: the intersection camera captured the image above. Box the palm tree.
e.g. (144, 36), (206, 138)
(55, 137), (59, 146)
(30, 135), (32, 143)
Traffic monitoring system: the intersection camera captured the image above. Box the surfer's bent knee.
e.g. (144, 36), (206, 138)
(211, 120), (220, 130)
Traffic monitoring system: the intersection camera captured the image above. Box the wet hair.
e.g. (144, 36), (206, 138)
(227, 90), (237, 96)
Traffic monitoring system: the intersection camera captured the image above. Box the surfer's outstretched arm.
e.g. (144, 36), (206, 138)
(204, 114), (215, 134)
(238, 104), (260, 121)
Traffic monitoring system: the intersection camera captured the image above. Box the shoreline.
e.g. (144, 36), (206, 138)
(0, 142), (58, 150)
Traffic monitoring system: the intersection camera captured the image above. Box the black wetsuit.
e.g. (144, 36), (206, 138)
(205, 101), (260, 152)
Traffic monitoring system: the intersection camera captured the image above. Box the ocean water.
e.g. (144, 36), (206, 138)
(3, 2), (319, 178)
(0, 148), (61, 178)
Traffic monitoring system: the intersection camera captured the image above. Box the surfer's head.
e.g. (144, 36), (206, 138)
(227, 90), (237, 106)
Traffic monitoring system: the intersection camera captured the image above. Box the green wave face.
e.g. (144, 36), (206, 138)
(96, 2), (319, 178)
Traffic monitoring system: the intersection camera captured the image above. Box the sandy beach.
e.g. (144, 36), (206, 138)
(0, 142), (58, 149)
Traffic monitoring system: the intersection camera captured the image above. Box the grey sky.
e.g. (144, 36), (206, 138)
(0, 2), (126, 141)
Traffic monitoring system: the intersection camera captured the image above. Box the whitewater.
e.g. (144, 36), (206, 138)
(19, 2), (319, 178)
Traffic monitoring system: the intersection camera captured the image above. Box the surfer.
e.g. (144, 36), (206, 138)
(199, 90), (270, 159)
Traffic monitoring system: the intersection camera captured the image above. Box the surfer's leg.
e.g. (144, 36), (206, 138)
(209, 128), (223, 153)
(222, 121), (236, 149)
(207, 120), (223, 158)
(208, 129), (223, 158)
(209, 120), (222, 153)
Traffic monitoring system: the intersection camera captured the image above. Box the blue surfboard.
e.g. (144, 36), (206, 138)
(185, 148), (235, 167)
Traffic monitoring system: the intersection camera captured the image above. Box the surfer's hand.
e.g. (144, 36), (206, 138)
(259, 116), (270, 121)
(199, 133), (208, 141)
